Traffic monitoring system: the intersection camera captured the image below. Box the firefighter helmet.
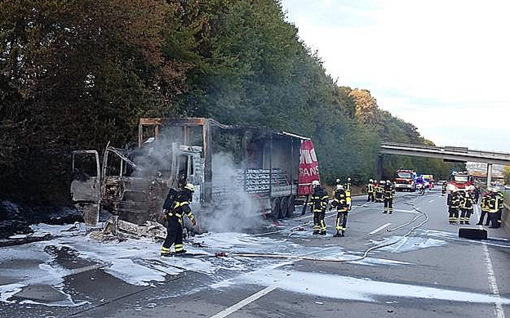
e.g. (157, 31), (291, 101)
(336, 184), (344, 190)
(335, 178), (341, 184)
(347, 177), (351, 182)
(369, 179), (373, 183)
(184, 183), (195, 192)
(312, 180), (320, 187)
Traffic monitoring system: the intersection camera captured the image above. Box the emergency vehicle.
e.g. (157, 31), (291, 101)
(394, 169), (417, 192)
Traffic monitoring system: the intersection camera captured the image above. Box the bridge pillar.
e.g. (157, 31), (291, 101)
(486, 163), (493, 189)
(377, 155), (383, 181)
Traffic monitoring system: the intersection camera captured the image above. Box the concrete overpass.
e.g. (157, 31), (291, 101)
(379, 142), (510, 186)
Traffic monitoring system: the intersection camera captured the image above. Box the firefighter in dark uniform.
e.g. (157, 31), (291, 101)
(441, 181), (447, 196)
(459, 191), (474, 224)
(376, 180), (385, 203)
(496, 190), (504, 228)
(367, 179), (375, 202)
(160, 183), (197, 256)
(331, 184), (349, 237)
(310, 180), (328, 235)
(477, 192), (491, 226)
(488, 189), (502, 228)
(383, 180), (394, 214)
(448, 189), (461, 224)
(344, 178), (352, 210)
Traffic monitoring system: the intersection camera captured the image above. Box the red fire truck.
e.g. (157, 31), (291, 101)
(394, 169), (417, 192)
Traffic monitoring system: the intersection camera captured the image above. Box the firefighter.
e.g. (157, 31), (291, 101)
(477, 192), (491, 226)
(459, 191), (473, 225)
(473, 186), (481, 203)
(330, 184), (349, 237)
(160, 183), (197, 256)
(448, 189), (461, 224)
(344, 178), (352, 210)
(383, 180), (394, 214)
(496, 190), (504, 228)
(310, 180), (328, 235)
(487, 190), (499, 228)
(367, 179), (375, 202)
(376, 180), (385, 203)
(441, 181), (447, 196)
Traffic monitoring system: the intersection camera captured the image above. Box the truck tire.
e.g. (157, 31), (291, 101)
(286, 195), (295, 217)
(279, 197), (287, 219)
(271, 198), (280, 219)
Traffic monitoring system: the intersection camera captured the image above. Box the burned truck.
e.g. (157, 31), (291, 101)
(70, 118), (320, 232)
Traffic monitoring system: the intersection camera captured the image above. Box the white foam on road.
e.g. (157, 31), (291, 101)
(215, 268), (510, 305)
(373, 235), (448, 253)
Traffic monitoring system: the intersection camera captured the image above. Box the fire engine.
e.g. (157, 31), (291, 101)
(394, 169), (417, 192)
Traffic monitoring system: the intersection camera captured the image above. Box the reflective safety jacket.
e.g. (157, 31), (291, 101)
(367, 183), (374, 193)
(488, 193), (503, 213)
(383, 184), (395, 199)
(449, 192), (461, 209)
(460, 193), (474, 210)
(344, 182), (352, 192)
(165, 189), (195, 224)
(310, 187), (329, 213)
(496, 192), (504, 210)
(331, 189), (348, 212)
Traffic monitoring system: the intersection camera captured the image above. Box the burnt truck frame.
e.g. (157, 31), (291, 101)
(70, 118), (312, 229)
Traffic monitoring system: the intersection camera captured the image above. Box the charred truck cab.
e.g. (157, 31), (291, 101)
(70, 118), (318, 232)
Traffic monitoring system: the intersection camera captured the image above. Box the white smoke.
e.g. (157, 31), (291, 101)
(199, 152), (263, 233)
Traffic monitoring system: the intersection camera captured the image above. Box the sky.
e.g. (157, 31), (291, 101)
(281, 0), (510, 152)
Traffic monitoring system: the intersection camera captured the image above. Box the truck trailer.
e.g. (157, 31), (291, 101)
(70, 118), (320, 233)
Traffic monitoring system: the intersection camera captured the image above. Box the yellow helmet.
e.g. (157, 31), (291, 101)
(184, 183), (194, 192)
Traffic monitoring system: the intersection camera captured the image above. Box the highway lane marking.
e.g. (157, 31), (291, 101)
(428, 199), (435, 203)
(393, 209), (419, 214)
(474, 206), (505, 318)
(210, 285), (278, 318)
(368, 223), (391, 235)
(482, 243), (505, 318)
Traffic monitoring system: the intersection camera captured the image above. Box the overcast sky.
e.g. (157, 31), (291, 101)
(281, 0), (510, 153)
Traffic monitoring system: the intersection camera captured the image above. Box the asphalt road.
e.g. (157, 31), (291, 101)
(1, 188), (510, 318)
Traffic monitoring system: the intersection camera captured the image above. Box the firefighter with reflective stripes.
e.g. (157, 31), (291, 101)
(383, 180), (395, 214)
(496, 190), (504, 228)
(345, 178), (352, 210)
(310, 180), (328, 235)
(331, 184), (349, 237)
(374, 180), (382, 203)
(488, 190), (502, 228)
(344, 177), (352, 193)
(367, 179), (375, 202)
(441, 181), (447, 196)
(161, 183), (197, 256)
(448, 189), (461, 224)
(477, 192), (491, 226)
(459, 191), (473, 224)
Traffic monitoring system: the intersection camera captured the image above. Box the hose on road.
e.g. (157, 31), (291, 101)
(229, 193), (430, 263)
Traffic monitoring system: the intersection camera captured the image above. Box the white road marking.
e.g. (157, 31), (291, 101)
(428, 199), (435, 203)
(368, 223), (391, 235)
(65, 264), (103, 276)
(394, 209), (419, 214)
(210, 285), (277, 318)
(474, 206), (506, 318)
(482, 243), (505, 318)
